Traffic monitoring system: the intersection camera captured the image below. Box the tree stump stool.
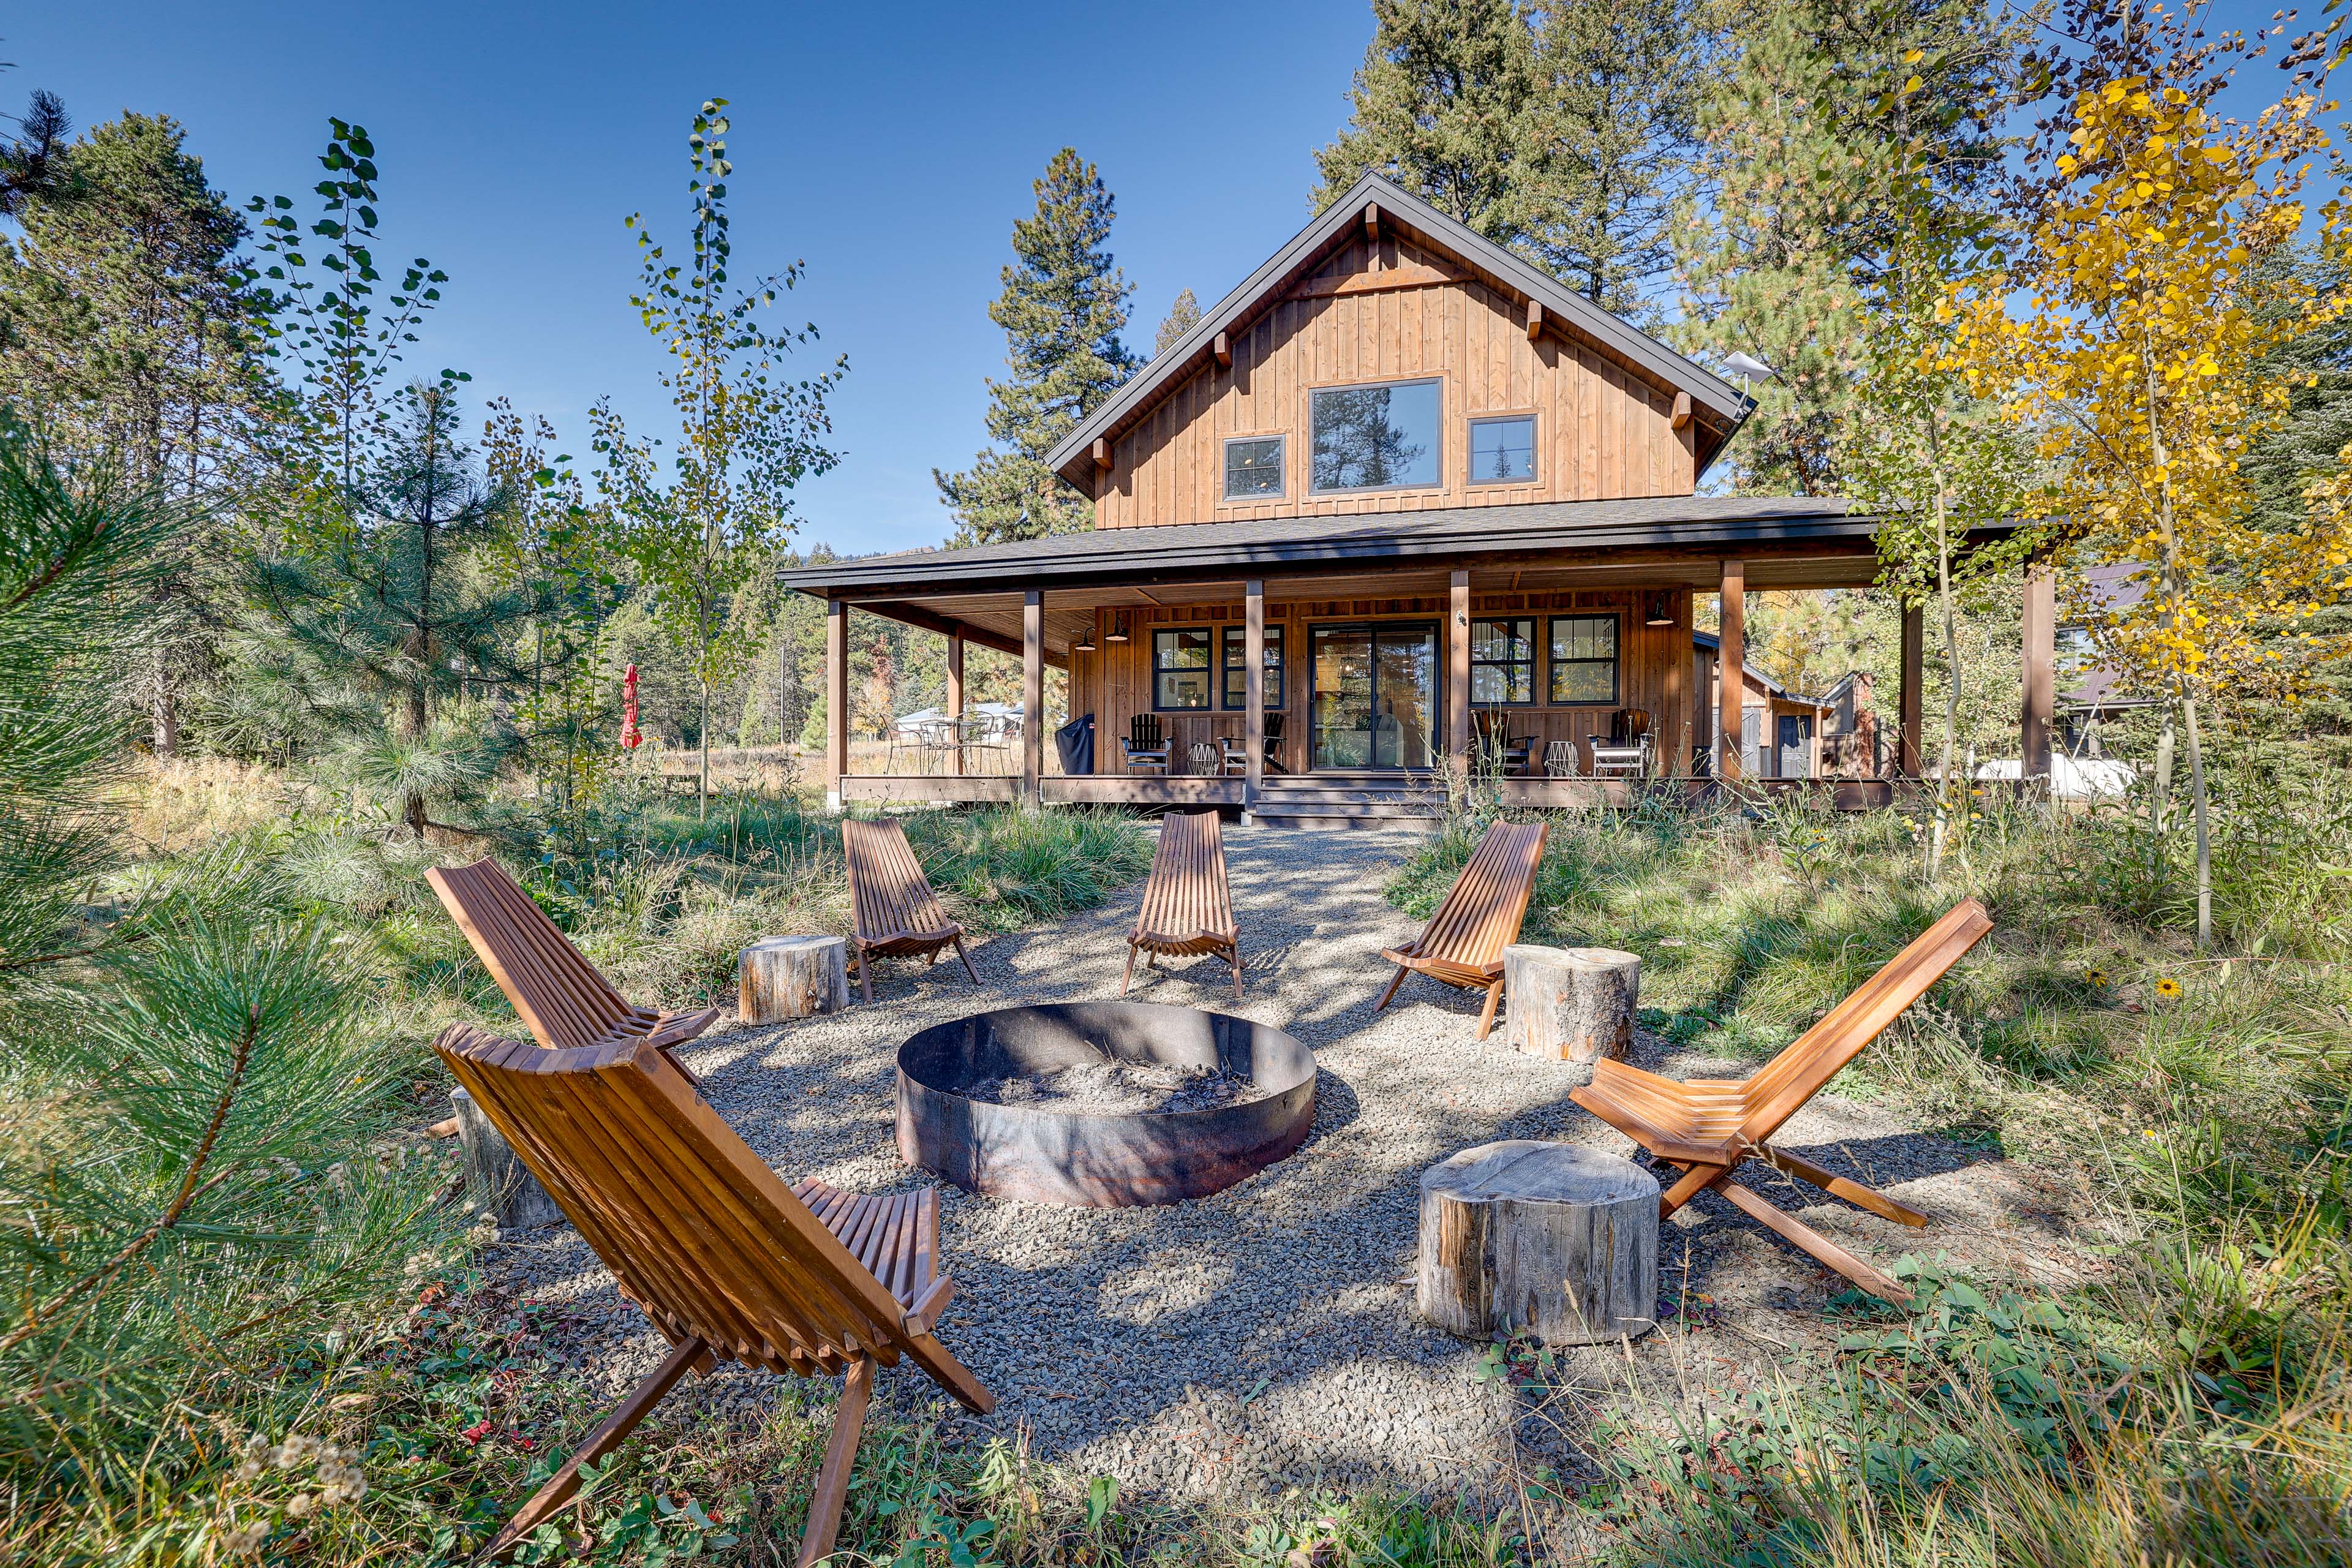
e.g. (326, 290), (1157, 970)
(1503, 944), (1640, 1063)
(1417, 1140), (1658, 1345)
(739, 935), (850, 1023)
(450, 1087), (565, 1235)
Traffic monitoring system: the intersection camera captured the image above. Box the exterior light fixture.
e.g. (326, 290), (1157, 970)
(1074, 618), (1096, 652)
(1104, 609), (1130, 644)
(1643, 590), (1676, 627)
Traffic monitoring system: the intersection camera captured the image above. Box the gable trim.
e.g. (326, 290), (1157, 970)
(1043, 172), (1751, 486)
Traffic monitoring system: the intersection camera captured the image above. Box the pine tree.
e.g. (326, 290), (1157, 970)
(0, 89), (72, 217)
(0, 112), (276, 753)
(935, 148), (1136, 544)
(1154, 287), (1201, 358)
(1312, 0), (1547, 243)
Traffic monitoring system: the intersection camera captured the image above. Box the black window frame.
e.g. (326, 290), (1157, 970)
(1467, 413), (1539, 486)
(1219, 623), (1285, 710)
(1221, 434), (1286, 501)
(1468, 616), (1537, 706)
(1547, 614), (1621, 706)
(1307, 375), (1445, 495)
(1151, 626), (1215, 712)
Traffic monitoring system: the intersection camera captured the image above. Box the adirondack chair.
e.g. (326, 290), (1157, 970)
(1123, 808), (1243, 999)
(1120, 712), (1172, 774)
(1571, 898), (1994, 1303)
(1374, 820), (1549, 1041)
(425, 858), (717, 1083)
(433, 1022), (993, 1564)
(841, 818), (979, 1005)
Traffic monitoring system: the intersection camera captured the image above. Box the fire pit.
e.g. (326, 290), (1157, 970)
(895, 1001), (1316, 1207)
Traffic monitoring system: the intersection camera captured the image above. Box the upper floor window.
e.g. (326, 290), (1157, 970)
(1548, 614), (1620, 705)
(1469, 415), (1537, 484)
(1223, 435), (1285, 500)
(1220, 624), (1285, 709)
(1469, 617), (1536, 704)
(1153, 627), (1214, 710)
(1311, 379), (1441, 492)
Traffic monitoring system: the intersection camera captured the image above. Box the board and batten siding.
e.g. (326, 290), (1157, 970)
(1094, 237), (1697, 530)
(1071, 589), (1695, 777)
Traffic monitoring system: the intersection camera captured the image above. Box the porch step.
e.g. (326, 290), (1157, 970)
(1249, 777), (1442, 828)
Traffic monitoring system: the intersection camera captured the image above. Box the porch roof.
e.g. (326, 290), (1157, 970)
(779, 494), (1914, 601)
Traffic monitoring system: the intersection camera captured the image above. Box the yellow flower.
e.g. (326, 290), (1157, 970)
(2084, 968), (2110, 989)
(2154, 976), (2182, 1001)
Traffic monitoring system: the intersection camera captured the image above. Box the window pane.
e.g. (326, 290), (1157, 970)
(1224, 436), (1284, 499)
(1157, 670), (1211, 709)
(1470, 416), (1536, 482)
(1221, 624), (1285, 709)
(1472, 665), (1533, 704)
(1155, 628), (1211, 668)
(1548, 615), (1619, 704)
(1471, 618), (1532, 663)
(1551, 662), (1615, 704)
(1311, 380), (1441, 491)
(1549, 615), (1617, 663)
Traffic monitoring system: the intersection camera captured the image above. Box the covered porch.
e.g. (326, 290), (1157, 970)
(780, 498), (2052, 821)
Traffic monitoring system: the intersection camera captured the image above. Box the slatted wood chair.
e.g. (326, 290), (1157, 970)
(426, 858), (718, 1084)
(1123, 808), (1243, 999)
(842, 818), (979, 1005)
(433, 1023), (992, 1564)
(1120, 713), (1172, 774)
(1374, 820), (1549, 1041)
(1571, 898), (1994, 1304)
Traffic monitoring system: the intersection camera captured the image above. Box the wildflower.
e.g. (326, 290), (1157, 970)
(275, 1433), (318, 1469)
(285, 1493), (315, 1519)
(2154, 976), (2182, 1001)
(2084, 968), (2110, 989)
(224, 1520), (270, 1556)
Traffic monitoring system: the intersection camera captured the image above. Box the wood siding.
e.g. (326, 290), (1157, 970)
(1095, 236), (1697, 530)
(1070, 588), (1696, 776)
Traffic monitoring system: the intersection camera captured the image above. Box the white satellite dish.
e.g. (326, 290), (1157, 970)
(1721, 352), (1775, 386)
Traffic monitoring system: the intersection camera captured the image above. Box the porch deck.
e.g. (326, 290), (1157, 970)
(835, 770), (1901, 815)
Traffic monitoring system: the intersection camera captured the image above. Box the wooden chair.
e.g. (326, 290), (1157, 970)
(425, 858), (717, 1084)
(433, 1022), (993, 1564)
(1473, 709), (1532, 775)
(1121, 713), (1172, 774)
(842, 818), (979, 1005)
(1123, 809), (1243, 999)
(1571, 899), (1994, 1303)
(1374, 820), (1548, 1041)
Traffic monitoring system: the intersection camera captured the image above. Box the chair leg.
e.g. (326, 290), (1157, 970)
(1375, 965), (1408, 1012)
(1121, 942), (1139, 996)
(1474, 979), (1504, 1041)
(795, 1356), (875, 1568)
(952, 935), (979, 985)
(483, 1335), (709, 1560)
(1759, 1144), (1931, 1229)
(1712, 1176), (1912, 1305)
(1657, 1159), (1730, 1221)
(856, 944), (873, 1006)
(1230, 944), (1243, 1001)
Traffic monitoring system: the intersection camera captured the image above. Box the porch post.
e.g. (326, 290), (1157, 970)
(1898, 598), (1924, 777)
(824, 597), (848, 813)
(1021, 590), (1043, 811)
(2021, 561), (2054, 788)
(1244, 579), (1265, 808)
(1447, 569), (1471, 786)
(1716, 559), (1744, 782)
(945, 631), (965, 777)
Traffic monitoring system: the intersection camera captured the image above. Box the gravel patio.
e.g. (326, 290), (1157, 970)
(484, 821), (2093, 1502)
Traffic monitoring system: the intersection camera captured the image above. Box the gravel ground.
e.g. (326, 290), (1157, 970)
(481, 821), (2095, 1502)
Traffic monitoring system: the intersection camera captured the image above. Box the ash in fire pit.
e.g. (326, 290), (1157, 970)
(965, 1054), (1267, 1115)
(897, 1001), (1316, 1207)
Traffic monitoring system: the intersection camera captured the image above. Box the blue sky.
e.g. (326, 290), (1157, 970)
(12, 2), (1376, 554)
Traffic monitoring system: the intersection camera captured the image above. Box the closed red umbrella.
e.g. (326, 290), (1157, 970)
(620, 663), (643, 750)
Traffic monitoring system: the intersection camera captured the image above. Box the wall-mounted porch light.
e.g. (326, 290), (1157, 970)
(1104, 608), (1131, 643)
(1643, 590), (1676, 627)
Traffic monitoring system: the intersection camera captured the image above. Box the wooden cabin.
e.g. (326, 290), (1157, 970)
(783, 174), (2052, 824)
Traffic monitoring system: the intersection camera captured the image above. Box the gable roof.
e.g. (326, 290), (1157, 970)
(1691, 630), (1833, 708)
(1044, 172), (1753, 487)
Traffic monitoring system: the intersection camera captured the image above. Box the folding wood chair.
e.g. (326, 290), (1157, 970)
(434, 1023), (993, 1564)
(1123, 809), (1243, 1000)
(426, 858), (717, 1084)
(1571, 898), (1994, 1303)
(1374, 820), (1549, 1041)
(842, 818), (979, 1005)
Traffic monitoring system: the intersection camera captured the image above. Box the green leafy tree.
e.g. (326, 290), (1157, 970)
(0, 111), (276, 752)
(593, 99), (842, 813)
(252, 381), (538, 838)
(935, 148), (1137, 545)
(1154, 286), (1201, 358)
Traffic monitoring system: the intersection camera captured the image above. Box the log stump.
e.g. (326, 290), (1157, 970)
(739, 934), (850, 1023)
(1503, 944), (1639, 1063)
(1417, 1140), (1658, 1344)
(449, 1087), (565, 1235)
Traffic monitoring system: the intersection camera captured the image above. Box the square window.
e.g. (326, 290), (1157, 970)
(1221, 624), (1286, 709)
(1223, 435), (1285, 500)
(1469, 415), (1536, 483)
(1469, 617), (1535, 705)
(1153, 627), (1213, 710)
(1548, 614), (1619, 705)
(1311, 379), (1442, 492)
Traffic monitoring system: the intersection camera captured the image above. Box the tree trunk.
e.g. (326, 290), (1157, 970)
(739, 935), (850, 1023)
(1417, 1140), (1658, 1345)
(151, 642), (179, 759)
(699, 678), (711, 822)
(2185, 697), (2211, 947)
(1925, 408), (1958, 881)
(1504, 945), (1638, 1065)
(450, 1087), (565, 1234)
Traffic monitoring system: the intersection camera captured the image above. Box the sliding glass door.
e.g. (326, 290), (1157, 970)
(1310, 622), (1438, 770)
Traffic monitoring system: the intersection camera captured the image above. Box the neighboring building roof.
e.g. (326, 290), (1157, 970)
(1042, 172), (1755, 486)
(1691, 629), (1833, 708)
(780, 495), (1884, 597)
